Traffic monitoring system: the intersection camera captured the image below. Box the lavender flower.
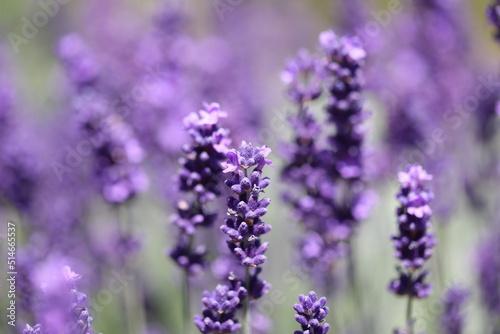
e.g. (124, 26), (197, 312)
(57, 34), (100, 91)
(281, 49), (323, 104)
(194, 275), (247, 334)
(389, 165), (436, 299)
(440, 286), (469, 334)
(170, 102), (231, 274)
(293, 291), (330, 334)
(93, 113), (149, 204)
(220, 141), (272, 302)
(281, 30), (372, 292)
(29, 263), (98, 334)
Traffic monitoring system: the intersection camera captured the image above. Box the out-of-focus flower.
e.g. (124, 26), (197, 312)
(28, 261), (98, 334)
(170, 103), (231, 275)
(440, 286), (469, 334)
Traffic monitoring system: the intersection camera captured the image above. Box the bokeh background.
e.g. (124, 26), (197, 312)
(0, 0), (498, 334)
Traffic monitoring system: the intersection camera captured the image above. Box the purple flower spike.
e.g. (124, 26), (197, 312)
(194, 276), (247, 334)
(220, 141), (272, 303)
(389, 165), (435, 299)
(293, 291), (330, 334)
(170, 102), (231, 275)
(281, 29), (372, 292)
(440, 286), (469, 334)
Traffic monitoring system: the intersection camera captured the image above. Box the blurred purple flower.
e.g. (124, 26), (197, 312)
(27, 260), (98, 334)
(440, 286), (469, 334)
(170, 102), (231, 275)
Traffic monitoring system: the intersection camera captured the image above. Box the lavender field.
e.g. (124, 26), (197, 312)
(0, 0), (499, 334)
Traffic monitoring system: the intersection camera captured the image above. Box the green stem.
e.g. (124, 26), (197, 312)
(183, 272), (191, 334)
(406, 294), (413, 334)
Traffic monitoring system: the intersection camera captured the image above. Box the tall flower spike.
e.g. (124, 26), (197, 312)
(293, 291), (330, 334)
(170, 102), (231, 275)
(221, 141), (272, 299)
(389, 165), (435, 298)
(440, 286), (469, 334)
(194, 275), (247, 334)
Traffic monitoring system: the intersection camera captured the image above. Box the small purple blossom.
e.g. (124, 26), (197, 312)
(389, 165), (435, 299)
(194, 275), (247, 334)
(293, 291), (330, 334)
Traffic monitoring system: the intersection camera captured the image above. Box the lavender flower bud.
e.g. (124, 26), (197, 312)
(194, 276), (247, 334)
(293, 291), (330, 334)
(389, 165), (435, 299)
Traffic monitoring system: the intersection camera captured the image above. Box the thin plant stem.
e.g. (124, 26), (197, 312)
(183, 271), (191, 334)
(406, 294), (414, 334)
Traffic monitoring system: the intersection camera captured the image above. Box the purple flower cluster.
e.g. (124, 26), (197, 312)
(389, 165), (436, 298)
(293, 291), (330, 334)
(194, 276), (247, 334)
(26, 265), (97, 334)
(220, 141), (272, 299)
(320, 30), (367, 182)
(170, 103), (231, 275)
(221, 142), (272, 266)
(57, 34), (100, 91)
(440, 286), (469, 334)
